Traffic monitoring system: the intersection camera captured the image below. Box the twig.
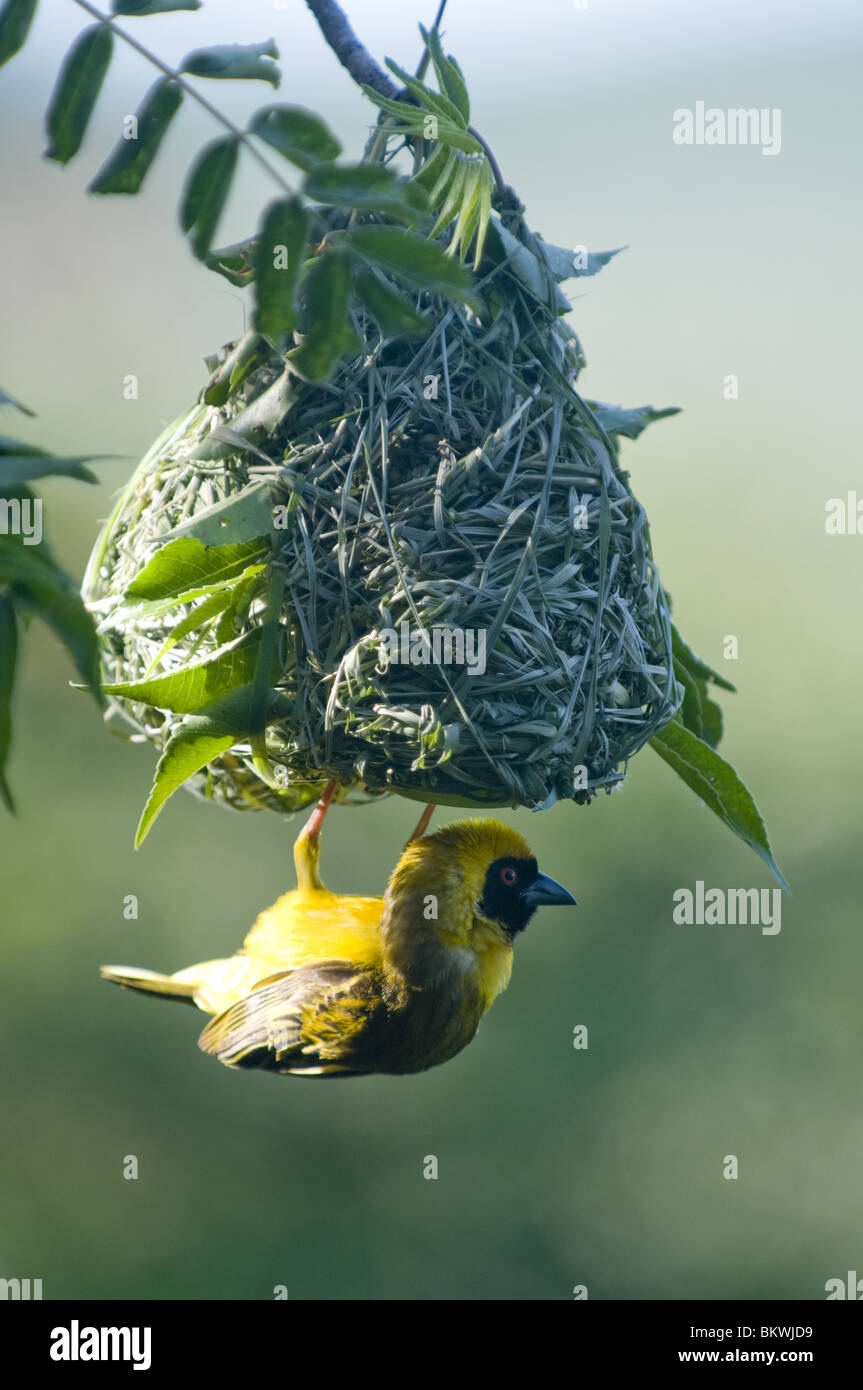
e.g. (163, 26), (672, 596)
(467, 126), (507, 198)
(304, 0), (399, 99)
(70, 0), (296, 196)
(306, 0), (508, 197)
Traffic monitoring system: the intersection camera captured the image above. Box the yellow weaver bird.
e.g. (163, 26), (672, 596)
(101, 787), (576, 1077)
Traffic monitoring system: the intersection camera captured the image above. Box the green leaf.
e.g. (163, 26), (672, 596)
(144, 583), (248, 672)
(354, 267), (428, 339)
(13, 573), (97, 699)
(113, 0), (201, 13)
(0, 434), (46, 456)
(473, 161), (493, 267)
(0, 537), (101, 699)
(673, 655), (703, 741)
(290, 250), (359, 383)
(0, 433), (56, 458)
(106, 560), (266, 628)
(212, 568), (261, 646)
(416, 143), (493, 265)
(155, 483), (274, 548)
(135, 684), (292, 846)
(0, 0), (37, 70)
(486, 216), (570, 313)
(669, 624), (729, 754)
(44, 24), (113, 164)
(361, 86), (483, 155)
(204, 235), (257, 288)
(448, 159), (485, 260)
(344, 225), (482, 312)
(384, 58), (467, 129)
(427, 154), (468, 240)
(253, 197), (309, 340)
(180, 39), (279, 87)
(203, 331), (274, 404)
(0, 595), (17, 811)
(193, 375), (297, 459)
(89, 78), (182, 195)
(302, 163), (427, 222)
(587, 401), (681, 442)
(249, 104), (341, 172)
(103, 628), (277, 713)
(412, 141), (456, 199)
(0, 453), (101, 487)
(125, 536), (268, 602)
(651, 721), (789, 891)
(701, 694), (724, 750)
(538, 241), (625, 281)
(671, 623), (736, 692)
(0, 385), (35, 415)
(180, 137), (238, 261)
(420, 26), (470, 122)
(136, 721), (233, 846)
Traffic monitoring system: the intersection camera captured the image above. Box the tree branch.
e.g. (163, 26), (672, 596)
(305, 0), (509, 197)
(71, 0), (296, 196)
(304, 0), (399, 99)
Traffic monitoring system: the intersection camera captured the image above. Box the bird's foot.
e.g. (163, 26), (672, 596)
(294, 780), (338, 892)
(407, 803), (436, 843)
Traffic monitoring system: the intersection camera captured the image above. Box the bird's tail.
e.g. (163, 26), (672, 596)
(99, 964), (197, 1004)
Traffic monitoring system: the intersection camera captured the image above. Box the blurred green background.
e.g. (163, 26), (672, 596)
(1, 0), (861, 1300)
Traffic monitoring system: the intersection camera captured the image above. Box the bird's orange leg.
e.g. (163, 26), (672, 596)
(407, 803), (436, 842)
(294, 780), (338, 892)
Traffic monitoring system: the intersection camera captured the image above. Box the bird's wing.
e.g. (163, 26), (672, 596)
(197, 961), (384, 1077)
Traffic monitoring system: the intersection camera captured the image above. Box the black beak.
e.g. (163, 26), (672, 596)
(520, 871), (577, 908)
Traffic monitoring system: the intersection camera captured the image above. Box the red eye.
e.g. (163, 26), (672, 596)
(500, 866), (518, 886)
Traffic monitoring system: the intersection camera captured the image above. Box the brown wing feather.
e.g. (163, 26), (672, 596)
(197, 961), (383, 1076)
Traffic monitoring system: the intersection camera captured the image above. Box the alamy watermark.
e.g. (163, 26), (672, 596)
(825, 1270), (863, 1299)
(673, 102), (781, 156)
(378, 621), (486, 677)
(673, 881), (782, 935)
(50, 1321), (151, 1371)
(1, 1277), (42, 1299)
(0, 495), (42, 545)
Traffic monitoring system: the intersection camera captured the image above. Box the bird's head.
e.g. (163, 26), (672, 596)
(384, 817), (576, 959)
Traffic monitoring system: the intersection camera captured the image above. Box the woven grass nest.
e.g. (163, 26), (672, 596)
(83, 207), (681, 821)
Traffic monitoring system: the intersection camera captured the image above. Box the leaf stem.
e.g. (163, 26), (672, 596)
(68, 0), (296, 195)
